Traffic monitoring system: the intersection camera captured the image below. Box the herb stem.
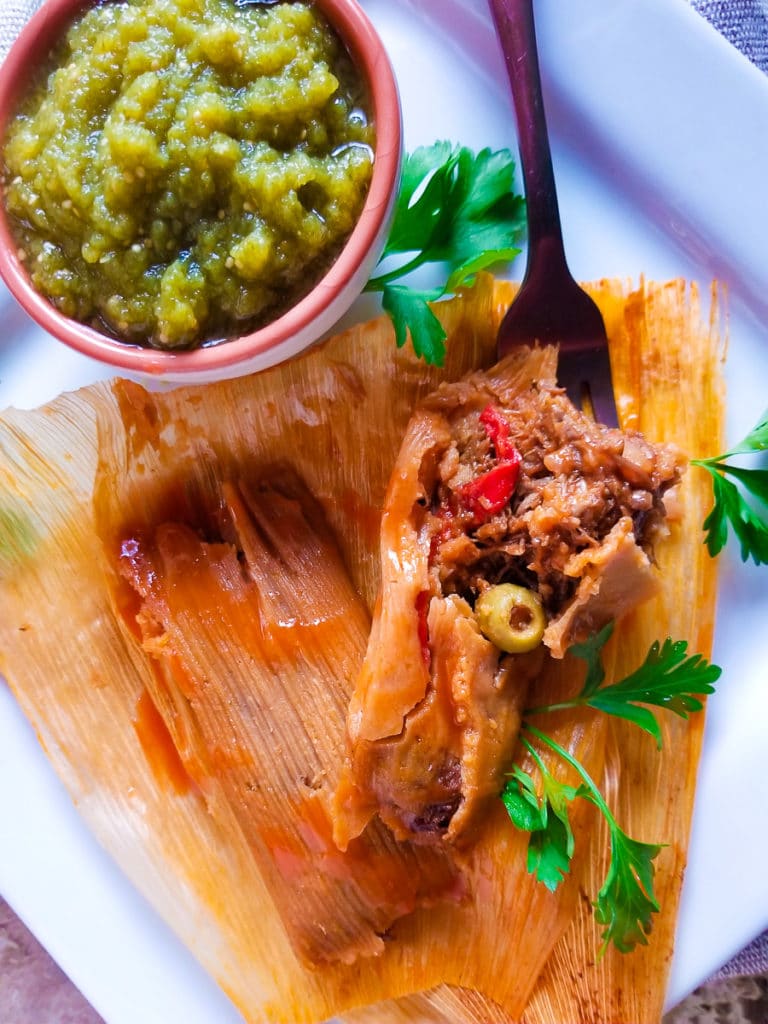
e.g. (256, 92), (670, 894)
(524, 722), (616, 827)
(520, 734), (548, 774)
(525, 699), (582, 716)
(365, 253), (429, 290)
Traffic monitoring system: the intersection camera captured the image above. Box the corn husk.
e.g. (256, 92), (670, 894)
(0, 275), (723, 1023)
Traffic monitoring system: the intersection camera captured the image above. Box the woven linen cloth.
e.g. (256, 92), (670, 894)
(692, 0), (768, 71)
(0, 0), (766, 1018)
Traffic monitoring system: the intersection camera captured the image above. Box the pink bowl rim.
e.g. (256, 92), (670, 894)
(0, 0), (401, 375)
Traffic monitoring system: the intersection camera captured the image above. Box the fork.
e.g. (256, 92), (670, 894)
(488, 0), (618, 428)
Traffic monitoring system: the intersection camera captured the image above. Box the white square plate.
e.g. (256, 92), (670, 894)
(1, 1), (767, 1019)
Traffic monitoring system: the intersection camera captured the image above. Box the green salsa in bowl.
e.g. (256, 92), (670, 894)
(0, 0), (401, 380)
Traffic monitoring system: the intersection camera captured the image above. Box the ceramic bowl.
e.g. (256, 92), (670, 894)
(0, 0), (401, 383)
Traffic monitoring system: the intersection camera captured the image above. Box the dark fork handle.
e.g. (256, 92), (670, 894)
(489, 0), (618, 426)
(488, 0), (567, 276)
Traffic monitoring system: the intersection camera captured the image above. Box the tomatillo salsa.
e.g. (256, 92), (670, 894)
(1, 0), (375, 349)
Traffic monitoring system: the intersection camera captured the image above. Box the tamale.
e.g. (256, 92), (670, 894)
(0, 276), (723, 1023)
(333, 342), (683, 851)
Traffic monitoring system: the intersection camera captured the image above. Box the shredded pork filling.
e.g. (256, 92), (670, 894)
(427, 382), (681, 616)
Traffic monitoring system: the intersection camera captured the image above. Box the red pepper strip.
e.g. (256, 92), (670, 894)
(415, 590), (431, 667)
(456, 404), (521, 521)
(457, 459), (520, 520)
(479, 404), (516, 460)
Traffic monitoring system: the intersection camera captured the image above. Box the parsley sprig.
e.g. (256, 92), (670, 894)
(692, 408), (768, 565)
(501, 623), (720, 954)
(526, 622), (720, 750)
(505, 724), (663, 955)
(365, 142), (525, 366)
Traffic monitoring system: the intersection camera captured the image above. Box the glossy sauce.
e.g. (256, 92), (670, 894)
(133, 687), (193, 795)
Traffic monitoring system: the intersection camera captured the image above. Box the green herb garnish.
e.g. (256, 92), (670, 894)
(513, 724), (663, 955)
(501, 740), (580, 893)
(366, 142), (525, 366)
(692, 408), (768, 565)
(502, 623), (719, 954)
(526, 622), (720, 750)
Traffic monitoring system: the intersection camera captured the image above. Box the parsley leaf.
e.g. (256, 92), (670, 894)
(527, 622), (720, 749)
(569, 620), (612, 697)
(585, 637), (719, 749)
(446, 246), (522, 295)
(723, 464), (768, 505)
(381, 141), (456, 255)
(592, 823), (662, 955)
(692, 408), (768, 565)
(516, 724), (663, 955)
(504, 629), (719, 953)
(696, 463), (768, 564)
(502, 764), (548, 833)
(381, 285), (447, 364)
(698, 470), (735, 558)
(501, 742), (581, 892)
(528, 812), (574, 894)
(721, 408), (768, 458)
(366, 142), (525, 364)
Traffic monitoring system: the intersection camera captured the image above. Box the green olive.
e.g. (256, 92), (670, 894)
(475, 584), (546, 654)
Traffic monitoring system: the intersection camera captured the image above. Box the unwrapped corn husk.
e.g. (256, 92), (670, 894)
(0, 276), (723, 1023)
